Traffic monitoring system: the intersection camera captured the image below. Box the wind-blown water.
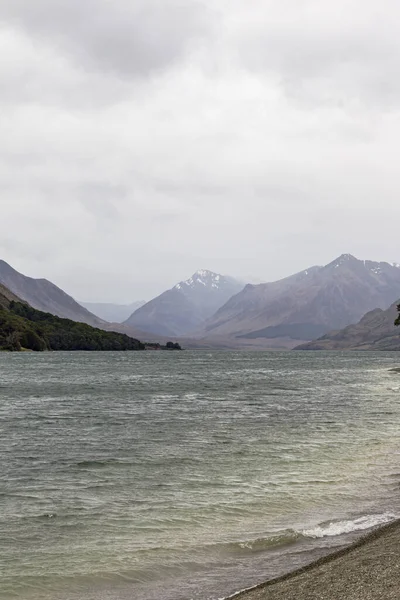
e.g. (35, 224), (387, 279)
(1, 350), (400, 600)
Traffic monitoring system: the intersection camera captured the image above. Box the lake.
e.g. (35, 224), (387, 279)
(1, 350), (400, 599)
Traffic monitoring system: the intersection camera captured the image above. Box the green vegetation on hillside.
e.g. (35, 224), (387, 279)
(395, 304), (400, 326)
(0, 301), (144, 352)
(145, 341), (182, 351)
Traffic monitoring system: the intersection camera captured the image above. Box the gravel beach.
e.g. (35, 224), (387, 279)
(234, 519), (400, 600)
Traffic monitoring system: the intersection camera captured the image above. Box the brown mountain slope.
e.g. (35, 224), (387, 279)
(198, 254), (400, 348)
(0, 283), (24, 309)
(0, 260), (104, 327)
(295, 302), (400, 350)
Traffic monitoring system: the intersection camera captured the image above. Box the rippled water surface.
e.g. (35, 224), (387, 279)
(1, 350), (400, 600)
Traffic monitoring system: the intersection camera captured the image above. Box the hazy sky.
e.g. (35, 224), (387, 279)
(1, 0), (399, 302)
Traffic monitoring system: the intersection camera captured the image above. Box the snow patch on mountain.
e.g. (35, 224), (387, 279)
(174, 270), (227, 291)
(125, 270), (244, 337)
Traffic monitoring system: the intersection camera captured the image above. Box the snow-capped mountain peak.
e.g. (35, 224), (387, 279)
(327, 253), (357, 270)
(175, 270), (225, 291)
(125, 270), (244, 337)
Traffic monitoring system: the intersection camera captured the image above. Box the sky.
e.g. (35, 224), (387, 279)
(1, 0), (399, 302)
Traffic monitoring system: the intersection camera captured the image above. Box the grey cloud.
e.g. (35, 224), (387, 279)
(234, 0), (400, 108)
(1, 1), (400, 301)
(0, 30), (133, 110)
(78, 184), (125, 220)
(0, 0), (214, 77)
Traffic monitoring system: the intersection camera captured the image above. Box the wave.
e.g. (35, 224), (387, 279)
(218, 512), (399, 600)
(302, 512), (397, 538)
(220, 530), (304, 555)
(75, 458), (129, 469)
(209, 512), (397, 557)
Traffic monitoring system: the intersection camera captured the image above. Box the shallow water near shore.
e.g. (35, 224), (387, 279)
(1, 350), (400, 600)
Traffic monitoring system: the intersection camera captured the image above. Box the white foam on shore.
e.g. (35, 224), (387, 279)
(218, 583), (262, 600)
(218, 512), (399, 600)
(302, 512), (397, 538)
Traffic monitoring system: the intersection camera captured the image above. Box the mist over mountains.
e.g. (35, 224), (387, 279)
(80, 301), (146, 324)
(1, 254), (400, 350)
(124, 270), (244, 337)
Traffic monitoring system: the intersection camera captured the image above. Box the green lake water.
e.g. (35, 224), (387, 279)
(1, 350), (400, 599)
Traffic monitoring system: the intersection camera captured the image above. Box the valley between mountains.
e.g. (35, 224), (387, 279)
(1, 254), (400, 351)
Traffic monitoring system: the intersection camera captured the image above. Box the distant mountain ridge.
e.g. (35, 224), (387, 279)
(124, 270), (244, 337)
(0, 260), (103, 327)
(80, 300), (146, 323)
(296, 301), (400, 350)
(4, 255), (400, 350)
(197, 254), (400, 348)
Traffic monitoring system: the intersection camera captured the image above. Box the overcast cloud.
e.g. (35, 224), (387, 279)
(0, 0), (399, 301)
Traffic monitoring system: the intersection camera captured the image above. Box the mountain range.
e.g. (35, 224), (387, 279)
(296, 301), (400, 351)
(0, 260), (103, 327)
(196, 254), (400, 348)
(124, 270), (244, 337)
(2, 255), (400, 351)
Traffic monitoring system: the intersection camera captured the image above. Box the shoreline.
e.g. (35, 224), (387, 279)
(228, 518), (400, 599)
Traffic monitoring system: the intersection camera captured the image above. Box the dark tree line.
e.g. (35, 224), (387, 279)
(0, 302), (144, 352)
(395, 304), (400, 327)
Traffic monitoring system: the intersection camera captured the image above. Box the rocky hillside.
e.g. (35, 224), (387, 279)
(198, 255), (400, 348)
(296, 301), (400, 350)
(124, 270), (244, 337)
(0, 260), (104, 327)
